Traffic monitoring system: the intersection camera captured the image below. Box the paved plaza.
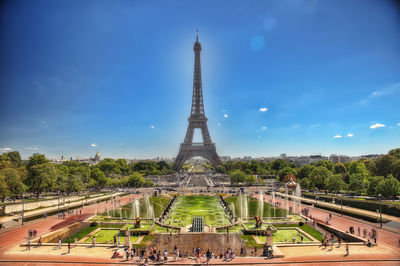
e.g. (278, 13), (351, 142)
(0, 192), (399, 265)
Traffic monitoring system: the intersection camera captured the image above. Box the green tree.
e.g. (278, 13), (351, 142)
(314, 160), (334, 172)
(230, 169), (247, 184)
(348, 161), (369, 178)
(297, 165), (316, 179)
(309, 166), (332, 193)
(374, 155), (397, 177)
(334, 163), (347, 175)
(26, 153), (49, 172)
(27, 163), (58, 197)
(90, 168), (108, 187)
(348, 173), (369, 195)
(244, 175), (257, 186)
(279, 167), (297, 181)
(392, 160), (400, 182)
(0, 175), (9, 202)
(65, 174), (84, 194)
(271, 159), (289, 171)
(388, 148), (400, 159)
(299, 177), (310, 190)
(376, 175), (400, 198)
(5, 151), (22, 166)
(326, 174), (347, 194)
(367, 176), (384, 196)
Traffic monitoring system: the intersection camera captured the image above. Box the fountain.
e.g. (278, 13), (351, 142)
(239, 193), (248, 221)
(258, 191), (264, 219)
(230, 203), (236, 218)
(295, 183), (302, 215)
(144, 196), (154, 220)
(272, 191), (276, 220)
(285, 186), (289, 218)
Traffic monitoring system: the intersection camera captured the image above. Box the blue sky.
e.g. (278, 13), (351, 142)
(0, 0), (399, 159)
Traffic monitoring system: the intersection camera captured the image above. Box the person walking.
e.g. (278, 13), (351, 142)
(164, 249), (168, 262)
(345, 243), (349, 256)
(58, 238), (62, 249)
(68, 242), (71, 253)
(26, 239), (31, 250)
(113, 235), (116, 247)
(38, 237), (42, 247)
(206, 249), (211, 264)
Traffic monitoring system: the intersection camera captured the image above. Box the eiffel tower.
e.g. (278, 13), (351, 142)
(173, 31), (222, 171)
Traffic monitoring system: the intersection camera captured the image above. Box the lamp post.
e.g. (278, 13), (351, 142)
(21, 192), (24, 226)
(378, 193), (382, 228)
(340, 196), (343, 217)
(57, 191), (60, 217)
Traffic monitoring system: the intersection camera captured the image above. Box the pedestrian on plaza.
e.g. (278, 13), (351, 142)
(68, 242), (71, 253)
(58, 238), (62, 249)
(300, 235), (304, 243)
(131, 248), (134, 260)
(345, 243), (349, 256)
(113, 235), (116, 246)
(164, 248), (168, 261)
(38, 237), (42, 247)
(26, 239), (31, 250)
(329, 213), (332, 220)
(92, 237), (95, 247)
(358, 227), (360, 236)
(125, 248), (129, 261)
(338, 236), (341, 247)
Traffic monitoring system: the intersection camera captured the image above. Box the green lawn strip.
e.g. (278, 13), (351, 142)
(133, 234), (156, 248)
(240, 235), (263, 248)
(166, 195), (230, 227)
(84, 229), (120, 243)
(152, 224), (179, 233)
(63, 226), (98, 243)
(257, 229), (312, 243)
(273, 224), (322, 241)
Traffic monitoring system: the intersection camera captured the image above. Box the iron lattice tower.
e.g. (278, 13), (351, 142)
(173, 31), (222, 171)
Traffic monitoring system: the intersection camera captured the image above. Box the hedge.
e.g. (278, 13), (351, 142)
(303, 193), (400, 217)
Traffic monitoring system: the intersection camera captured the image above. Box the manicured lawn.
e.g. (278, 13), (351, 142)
(84, 229), (120, 243)
(63, 226), (98, 243)
(122, 223), (153, 230)
(273, 223), (323, 241)
(82, 229), (140, 243)
(165, 195), (230, 227)
(152, 224), (180, 233)
(257, 229), (312, 243)
(216, 224), (243, 233)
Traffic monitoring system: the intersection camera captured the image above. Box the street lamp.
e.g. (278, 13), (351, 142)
(58, 191), (60, 217)
(21, 192), (24, 226)
(340, 196), (343, 217)
(378, 193), (382, 228)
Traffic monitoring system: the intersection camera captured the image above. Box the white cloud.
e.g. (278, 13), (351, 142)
(346, 133), (354, 137)
(259, 107), (268, 112)
(90, 144), (97, 147)
(257, 136), (261, 139)
(359, 83), (400, 105)
(310, 124), (320, 128)
(223, 114), (228, 118)
(150, 125), (155, 129)
(40, 121), (48, 128)
(370, 123), (385, 129)
(261, 126), (267, 130)
(397, 123), (400, 126)
(0, 147), (12, 151)
(291, 124), (300, 129)
(333, 135), (342, 138)
(217, 123), (221, 126)
(25, 147), (38, 150)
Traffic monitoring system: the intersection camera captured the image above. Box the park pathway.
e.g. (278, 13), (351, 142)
(0, 193), (139, 256)
(263, 194), (400, 249)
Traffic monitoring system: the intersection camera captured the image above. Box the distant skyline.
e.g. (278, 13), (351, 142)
(1, 0), (400, 159)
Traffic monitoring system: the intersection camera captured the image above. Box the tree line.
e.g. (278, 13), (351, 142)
(0, 152), (174, 199)
(216, 148), (400, 197)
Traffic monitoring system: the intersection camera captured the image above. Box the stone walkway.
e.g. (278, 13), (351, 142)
(264, 194), (400, 249)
